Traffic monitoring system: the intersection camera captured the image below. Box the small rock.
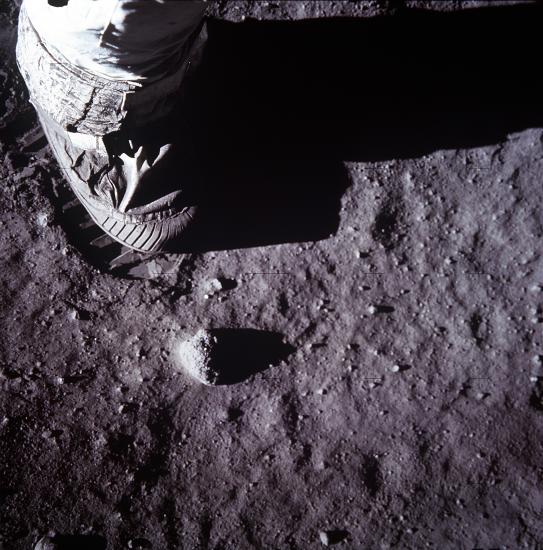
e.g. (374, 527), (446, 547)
(319, 532), (329, 546)
(36, 212), (49, 227)
(390, 364), (401, 373)
(208, 278), (223, 292)
(176, 329), (220, 385)
(319, 529), (349, 546)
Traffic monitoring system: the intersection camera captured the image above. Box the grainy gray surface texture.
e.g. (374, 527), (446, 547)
(0, 1), (542, 549)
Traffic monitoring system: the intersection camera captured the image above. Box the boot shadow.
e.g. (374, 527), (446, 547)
(168, 3), (543, 252)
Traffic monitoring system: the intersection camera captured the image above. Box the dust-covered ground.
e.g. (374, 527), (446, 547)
(1, 1), (543, 549)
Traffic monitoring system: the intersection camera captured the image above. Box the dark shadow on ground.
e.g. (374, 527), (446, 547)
(168, 3), (543, 252)
(2, 4), (542, 263)
(208, 328), (295, 385)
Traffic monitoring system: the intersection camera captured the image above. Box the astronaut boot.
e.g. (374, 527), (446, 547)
(16, 3), (206, 253)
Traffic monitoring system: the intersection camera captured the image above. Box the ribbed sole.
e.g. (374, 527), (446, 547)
(40, 113), (196, 254)
(74, 187), (195, 253)
(58, 187), (191, 279)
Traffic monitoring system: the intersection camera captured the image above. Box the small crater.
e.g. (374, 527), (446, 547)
(361, 455), (382, 497)
(107, 433), (135, 459)
(227, 407), (243, 422)
(368, 304), (395, 314)
(278, 292), (289, 316)
(468, 312), (486, 346)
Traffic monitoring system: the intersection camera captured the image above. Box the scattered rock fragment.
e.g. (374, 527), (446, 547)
(319, 529), (349, 546)
(36, 212), (49, 227)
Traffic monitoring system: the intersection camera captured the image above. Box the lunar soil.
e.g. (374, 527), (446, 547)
(1, 1), (543, 549)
